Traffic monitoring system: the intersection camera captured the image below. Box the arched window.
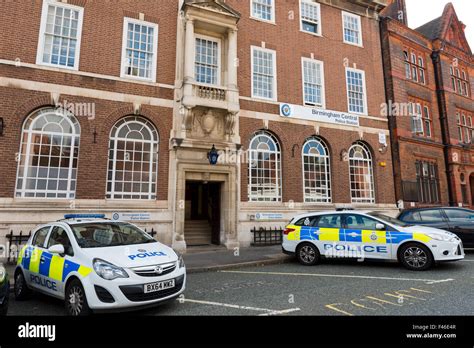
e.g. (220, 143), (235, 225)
(302, 137), (331, 203)
(248, 131), (282, 202)
(106, 116), (159, 200)
(348, 142), (375, 203)
(15, 108), (80, 199)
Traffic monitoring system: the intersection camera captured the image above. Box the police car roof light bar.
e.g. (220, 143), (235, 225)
(63, 214), (106, 220)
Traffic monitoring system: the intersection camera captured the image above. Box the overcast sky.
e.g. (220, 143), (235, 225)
(405, 0), (473, 48)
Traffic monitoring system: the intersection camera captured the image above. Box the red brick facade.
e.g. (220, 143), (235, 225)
(381, 1), (473, 208)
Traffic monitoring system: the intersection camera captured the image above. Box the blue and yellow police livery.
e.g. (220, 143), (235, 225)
(14, 214), (186, 315)
(282, 211), (464, 271)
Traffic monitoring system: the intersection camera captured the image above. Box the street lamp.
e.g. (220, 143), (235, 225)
(208, 144), (219, 165)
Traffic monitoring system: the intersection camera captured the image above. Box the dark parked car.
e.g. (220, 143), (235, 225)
(0, 263), (9, 315)
(398, 207), (474, 248)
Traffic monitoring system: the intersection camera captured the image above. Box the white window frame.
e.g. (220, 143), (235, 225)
(301, 57), (325, 108)
(251, 46), (278, 101)
(302, 137), (331, 203)
(15, 108), (81, 199)
(250, 0), (275, 24)
(345, 67), (368, 115)
(342, 11), (363, 47)
(106, 116), (159, 200)
(348, 142), (375, 204)
(120, 17), (159, 83)
(248, 131), (282, 202)
(299, 0), (322, 36)
(409, 102), (424, 135)
(36, 0), (84, 71)
(194, 34), (222, 86)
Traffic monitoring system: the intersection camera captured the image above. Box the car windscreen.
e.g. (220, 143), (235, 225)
(70, 222), (157, 248)
(366, 212), (412, 228)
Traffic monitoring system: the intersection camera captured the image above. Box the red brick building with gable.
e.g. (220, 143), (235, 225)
(381, 1), (473, 209)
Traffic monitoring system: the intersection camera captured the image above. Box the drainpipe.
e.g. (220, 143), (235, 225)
(431, 50), (455, 206)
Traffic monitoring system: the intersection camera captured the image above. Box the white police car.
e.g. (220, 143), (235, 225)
(14, 214), (186, 315)
(282, 210), (465, 271)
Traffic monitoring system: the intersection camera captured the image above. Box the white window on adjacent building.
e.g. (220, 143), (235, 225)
(121, 18), (158, 82)
(36, 0), (84, 70)
(302, 137), (331, 203)
(409, 102), (424, 134)
(346, 67), (367, 115)
(302, 58), (325, 107)
(195, 35), (221, 85)
(15, 108), (81, 199)
(342, 11), (362, 47)
(251, 0), (275, 22)
(251, 46), (277, 101)
(248, 131), (282, 202)
(348, 142), (375, 204)
(300, 0), (321, 35)
(106, 116), (159, 200)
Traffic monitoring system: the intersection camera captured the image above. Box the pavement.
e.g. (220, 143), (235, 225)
(6, 250), (474, 316)
(3, 245), (291, 288)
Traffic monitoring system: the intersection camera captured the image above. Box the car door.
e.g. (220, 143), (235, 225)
(25, 226), (52, 292)
(443, 209), (474, 247)
(343, 214), (391, 259)
(44, 226), (76, 296)
(417, 209), (450, 230)
(312, 214), (344, 257)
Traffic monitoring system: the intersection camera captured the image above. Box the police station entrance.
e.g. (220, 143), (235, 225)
(184, 181), (221, 246)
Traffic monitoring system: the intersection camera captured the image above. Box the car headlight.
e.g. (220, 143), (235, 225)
(0, 265), (5, 283)
(93, 259), (129, 280)
(426, 233), (456, 242)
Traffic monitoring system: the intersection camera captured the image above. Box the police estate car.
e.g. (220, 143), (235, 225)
(282, 210), (465, 271)
(14, 215), (186, 315)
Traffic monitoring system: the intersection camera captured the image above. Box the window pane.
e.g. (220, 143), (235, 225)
(106, 116), (159, 200)
(195, 37), (219, 85)
(419, 209), (444, 222)
(123, 20), (156, 79)
(252, 48), (275, 99)
(41, 4), (81, 68)
(252, 0), (274, 21)
(348, 143), (374, 203)
(346, 69), (366, 114)
(248, 131), (281, 202)
(15, 108), (80, 199)
(343, 13), (361, 45)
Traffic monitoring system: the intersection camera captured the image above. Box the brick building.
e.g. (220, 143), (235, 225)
(381, 1), (473, 209)
(0, 0), (396, 253)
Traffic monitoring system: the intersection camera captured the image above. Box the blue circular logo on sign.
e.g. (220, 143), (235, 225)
(112, 213), (120, 220)
(281, 104), (292, 117)
(256, 213), (261, 220)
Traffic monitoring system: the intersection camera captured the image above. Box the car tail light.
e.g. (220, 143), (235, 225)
(283, 227), (295, 235)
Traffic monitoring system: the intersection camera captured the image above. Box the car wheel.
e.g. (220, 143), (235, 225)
(296, 243), (320, 266)
(399, 243), (433, 271)
(14, 271), (31, 300)
(65, 279), (91, 316)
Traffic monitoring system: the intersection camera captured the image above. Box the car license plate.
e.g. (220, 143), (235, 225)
(144, 279), (175, 294)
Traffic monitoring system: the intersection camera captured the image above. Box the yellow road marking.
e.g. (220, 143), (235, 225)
(325, 303), (354, 316)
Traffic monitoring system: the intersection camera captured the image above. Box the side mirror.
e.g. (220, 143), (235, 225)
(375, 223), (385, 231)
(48, 244), (65, 255)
